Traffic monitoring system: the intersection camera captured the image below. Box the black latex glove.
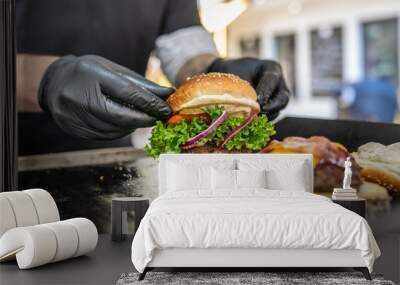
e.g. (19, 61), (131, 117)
(39, 55), (174, 140)
(208, 58), (290, 120)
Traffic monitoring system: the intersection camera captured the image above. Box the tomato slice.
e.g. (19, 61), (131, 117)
(167, 113), (210, 125)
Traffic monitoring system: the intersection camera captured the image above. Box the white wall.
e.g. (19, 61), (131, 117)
(227, 0), (400, 119)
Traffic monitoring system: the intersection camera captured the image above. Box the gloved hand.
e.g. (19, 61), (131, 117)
(39, 55), (174, 140)
(207, 58), (290, 120)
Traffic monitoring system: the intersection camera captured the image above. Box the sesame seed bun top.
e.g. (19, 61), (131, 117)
(166, 73), (260, 115)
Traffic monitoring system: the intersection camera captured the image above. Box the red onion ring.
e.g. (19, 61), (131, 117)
(220, 112), (258, 147)
(183, 111), (228, 147)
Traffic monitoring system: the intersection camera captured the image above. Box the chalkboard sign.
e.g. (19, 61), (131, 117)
(275, 34), (296, 97)
(311, 27), (343, 97)
(363, 18), (398, 86)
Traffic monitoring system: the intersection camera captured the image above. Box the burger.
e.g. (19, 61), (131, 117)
(145, 73), (276, 157)
(262, 136), (362, 193)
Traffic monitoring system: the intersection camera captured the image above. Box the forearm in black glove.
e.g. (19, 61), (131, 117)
(39, 55), (174, 140)
(207, 58), (290, 120)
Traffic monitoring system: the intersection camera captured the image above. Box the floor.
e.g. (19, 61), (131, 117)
(1, 234), (399, 285)
(374, 234), (400, 284)
(0, 235), (134, 285)
(365, 196), (400, 284)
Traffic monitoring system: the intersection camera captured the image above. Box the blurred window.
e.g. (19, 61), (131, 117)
(239, 35), (260, 57)
(362, 18), (398, 86)
(275, 34), (296, 97)
(311, 27), (343, 97)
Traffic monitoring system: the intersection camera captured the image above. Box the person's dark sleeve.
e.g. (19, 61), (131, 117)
(160, 0), (201, 35)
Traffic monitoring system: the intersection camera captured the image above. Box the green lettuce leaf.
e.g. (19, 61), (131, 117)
(144, 107), (276, 158)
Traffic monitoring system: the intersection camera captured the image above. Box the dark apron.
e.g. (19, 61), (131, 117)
(18, 112), (131, 156)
